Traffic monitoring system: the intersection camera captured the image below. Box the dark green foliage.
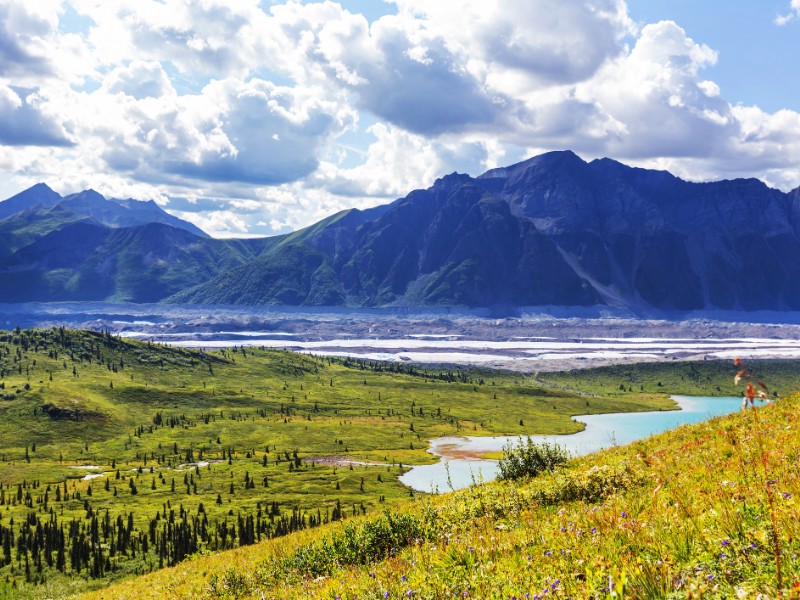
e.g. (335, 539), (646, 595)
(498, 438), (569, 481)
(283, 511), (426, 578)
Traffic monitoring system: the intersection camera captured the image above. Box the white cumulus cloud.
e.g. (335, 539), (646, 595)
(0, 0), (799, 237)
(776, 0), (800, 25)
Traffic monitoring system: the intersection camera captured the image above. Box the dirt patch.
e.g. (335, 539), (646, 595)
(305, 456), (390, 467)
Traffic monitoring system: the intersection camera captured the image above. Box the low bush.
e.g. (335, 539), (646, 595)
(498, 438), (569, 481)
(282, 511), (428, 578)
(532, 462), (644, 505)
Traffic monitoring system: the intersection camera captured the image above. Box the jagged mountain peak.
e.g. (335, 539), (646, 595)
(0, 182), (63, 221)
(63, 188), (104, 201)
(26, 182), (57, 194)
(113, 197), (160, 208)
(173, 151), (800, 312)
(478, 150), (584, 181)
(50, 188), (209, 237)
(3, 152), (800, 310)
(432, 172), (473, 190)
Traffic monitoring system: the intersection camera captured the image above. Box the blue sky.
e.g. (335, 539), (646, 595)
(626, 0), (800, 112)
(0, 0), (798, 237)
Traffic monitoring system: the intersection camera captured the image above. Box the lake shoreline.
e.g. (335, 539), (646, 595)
(399, 395), (743, 492)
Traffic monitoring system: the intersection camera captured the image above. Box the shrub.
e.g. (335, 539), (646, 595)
(532, 462), (644, 505)
(498, 438), (569, 481)
(284, 511), (427, 578)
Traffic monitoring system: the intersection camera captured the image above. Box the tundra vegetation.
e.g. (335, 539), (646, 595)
(89, 382), (800, 599)
(0, 328), (797, 598)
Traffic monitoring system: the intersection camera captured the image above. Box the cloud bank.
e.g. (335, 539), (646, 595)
(0, 0), (798, 237)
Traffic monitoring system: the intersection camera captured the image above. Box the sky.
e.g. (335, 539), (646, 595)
(0, 0), (799, 238)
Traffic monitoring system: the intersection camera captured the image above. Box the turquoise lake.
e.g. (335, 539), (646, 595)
(399, 395), (744, 493)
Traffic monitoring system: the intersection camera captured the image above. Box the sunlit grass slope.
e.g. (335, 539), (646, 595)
(86, 394), (800, 599)
(0, 327), (681, 597)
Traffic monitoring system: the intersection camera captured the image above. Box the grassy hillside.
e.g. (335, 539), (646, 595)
(535, 359), (800, 400)
(0, 328), (691, 598)
(85, 391), (800, 599)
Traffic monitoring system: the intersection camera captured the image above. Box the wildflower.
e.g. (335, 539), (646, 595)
(707, 574), (714, 580)
(401, 575), (407, 582)
(406, 591), (413, 597)
(783, 492), (792, 499)
(545, 551), (553, 557)
(590, 527), (597, 534)
(721, 539), (730, 546)
(621, 511), (627, 518)
(383, 593), (389, 599)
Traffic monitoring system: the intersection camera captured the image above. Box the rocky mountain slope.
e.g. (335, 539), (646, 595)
(174, 151), (800, 312)
(3, 153), (799, 311)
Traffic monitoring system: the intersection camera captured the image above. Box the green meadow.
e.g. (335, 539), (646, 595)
(0, 327), (796, 598)
(92, 386), (799, 599)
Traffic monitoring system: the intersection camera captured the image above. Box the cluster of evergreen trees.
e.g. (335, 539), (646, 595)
(336, 356), (485, 384)
(0, 485), (350, 586)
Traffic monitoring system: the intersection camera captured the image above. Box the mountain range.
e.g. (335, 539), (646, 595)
(2, 151), (799, 313)
(0, 185), (269, 302)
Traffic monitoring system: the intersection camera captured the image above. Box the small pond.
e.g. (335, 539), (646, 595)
(399, 395), (743, 492)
